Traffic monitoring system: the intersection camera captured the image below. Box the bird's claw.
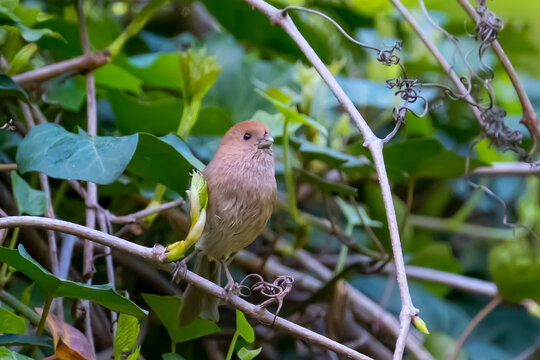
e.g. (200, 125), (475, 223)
(223, 280), (241, 300)
(171, 260), (188, 284)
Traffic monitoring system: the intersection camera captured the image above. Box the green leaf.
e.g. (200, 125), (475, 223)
(44, 76), (86, 112)
(108, 89), (182, 135)
(0, 334), (52, 347)
(237, 347), (262, 360)
(94, 64), (143, 93)
(123, 53), (183, 90)
(142, 294), (220, 344)
(16, 123), (139, 184)
(0, 74), (29, 101)
(257, 89), (328, 136)
(21, 283), (34, 306)
(126, 346), (140, 360)
(0, 308), (26, 334)
(489, 240), (540, 302)
(127, 133), (202, 194)
(0, 347), (33, 360)
(162, 353), (185, 360)
(335, 197), (383, 228)
(10, 171), (46, 216)
(251, 110), (301, 139)
(159, 134), (205, 171)
(6, 43), (37, 75)
(383, 138), (488, 180)
(0, 245), (148, 318)
(114, 314), (140, 360)
(13, 23), (62, 42)
(423, 332), (466, 360)
(297, 140), (370, 169)
(191, 107), (235, 137)
(235, 309), (254, 343)
(108, 0), (169, 56)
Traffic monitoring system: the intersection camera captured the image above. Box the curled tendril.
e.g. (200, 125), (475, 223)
(0, 119), (15, 131)
(282, 6), (402, 67)
(386, 77), (429, 118)
(475, 0), (504, 45)
(480, 106), (525, 155)
(239, 274), (294, 323)
(376, 41), (402, 66)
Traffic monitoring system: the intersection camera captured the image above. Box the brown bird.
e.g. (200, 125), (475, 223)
(179, 120), (276, 325)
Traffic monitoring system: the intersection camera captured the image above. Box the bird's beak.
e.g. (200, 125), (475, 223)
(257, 133), (274, 149)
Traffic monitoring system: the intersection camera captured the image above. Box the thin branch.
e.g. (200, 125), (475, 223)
(0, 215), (371, 360)
(409, 214), (516, 240)
(110, 198), (185, 224)
(0, 164), (17, 171)
(389, 0), (484, 126)
(448, 296), (501, 360)
(77, 0), (98, 347)
(242, 2), (418, 358)
(456, 0), (540, 146)
(11, 51), (109, 88)
(472, 162), (540, 176)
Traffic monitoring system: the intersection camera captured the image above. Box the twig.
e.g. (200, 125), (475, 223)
(77, 0), (98, 347)
(389, 0), (484, 126)
(242, 3), (419, 357)
(11, 51), (109, 88)
(448, 296), (501, 360)
(472, 162), (540, 176)
(409, 214), (516, 240)
(0, 163), (17, 172)
(0, 216), (371, 360)
(110, 198), (185, 223)
(455, 0), (540, 146)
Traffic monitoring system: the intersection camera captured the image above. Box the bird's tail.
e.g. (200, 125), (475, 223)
(178, 253), (220, 326)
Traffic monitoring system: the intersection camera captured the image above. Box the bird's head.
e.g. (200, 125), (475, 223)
(219, 120), (274, 155)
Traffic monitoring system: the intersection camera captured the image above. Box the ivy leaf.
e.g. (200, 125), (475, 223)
(238, 347), (262, 360)
(0, 74), (29, 101)
(0, 245), (148, 318)
(0, 334), (52, 347)
(16, 123), (138, 184)
(11, 171), (46, 216)
(0, 347), (33, 360)
(0, 308), (26, 334)
(142, 294), (220, 344)
(113, 314), (140, 360)
(235, 309), (254, 343)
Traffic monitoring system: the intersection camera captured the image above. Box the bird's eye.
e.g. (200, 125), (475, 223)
(243, 133), (251, 140)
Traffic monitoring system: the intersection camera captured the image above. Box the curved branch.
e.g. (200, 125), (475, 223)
(0, 216), (371, 360)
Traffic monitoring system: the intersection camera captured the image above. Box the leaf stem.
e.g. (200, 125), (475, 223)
(282, 118), (298, 221)
(36, 295), (53, 336)
(225, 332), (239, 360)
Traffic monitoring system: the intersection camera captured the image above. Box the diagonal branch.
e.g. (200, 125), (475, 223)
(11, 51), (109, 89)
(0, 215), (371, 360)
(242, 1), (418, 358)
(456, 0), (540, 146)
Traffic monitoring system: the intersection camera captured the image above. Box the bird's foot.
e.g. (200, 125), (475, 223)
(170, 251), (197, 284)
(223, 279), (241, 300)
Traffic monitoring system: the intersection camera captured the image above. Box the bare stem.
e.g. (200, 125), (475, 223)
(0, 215), (370, 360)
(448, 296), (501, 360)
(242, 2), (417, 358)
(78, 0), (97, 348)
(455, 0), (540, 145)
(11, 51), (109, 88)
(0, 164), (17, 171)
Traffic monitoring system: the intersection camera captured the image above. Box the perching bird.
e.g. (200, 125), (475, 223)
(178, 120), (276, 325)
